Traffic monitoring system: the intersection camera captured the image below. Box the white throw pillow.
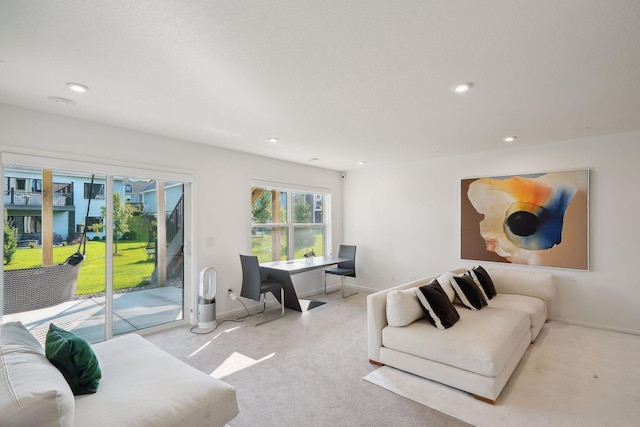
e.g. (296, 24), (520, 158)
(0, 322), (75, 427)
(435, 272), (456, 302)
(386, 287), (424, 327)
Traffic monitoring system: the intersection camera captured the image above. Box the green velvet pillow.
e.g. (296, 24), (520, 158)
(45, 323), (102, 395)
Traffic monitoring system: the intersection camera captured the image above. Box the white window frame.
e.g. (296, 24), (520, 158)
(250, 179), (331, 261)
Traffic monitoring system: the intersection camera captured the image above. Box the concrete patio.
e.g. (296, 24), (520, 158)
(3, 286), (184, 345)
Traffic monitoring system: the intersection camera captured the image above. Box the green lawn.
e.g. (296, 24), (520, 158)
(251, 230), (324, 262)
(3, 215), (155, 295)
(5, 240), (155, 295)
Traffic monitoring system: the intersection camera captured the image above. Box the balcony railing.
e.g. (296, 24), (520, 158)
(4, 190), (71, 207)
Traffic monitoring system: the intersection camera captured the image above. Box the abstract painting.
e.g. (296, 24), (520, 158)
(461, 170), (589, 270)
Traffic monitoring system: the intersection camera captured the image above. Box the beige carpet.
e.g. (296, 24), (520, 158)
(146, 291), (471, 427)
(363, 321), (640, 427)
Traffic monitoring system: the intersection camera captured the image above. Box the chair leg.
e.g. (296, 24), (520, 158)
(341, 275), (358, 298)
(324, 272), (339, 295)
(280, 287), (285, 316)
(255, 290), (285, 326)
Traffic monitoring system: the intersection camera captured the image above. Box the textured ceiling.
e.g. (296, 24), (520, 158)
(1, 1), (639, 171)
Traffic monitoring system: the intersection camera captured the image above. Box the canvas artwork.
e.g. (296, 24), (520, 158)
(461, 170), (589, 270)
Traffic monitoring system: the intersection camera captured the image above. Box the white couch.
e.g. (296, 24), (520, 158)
(367, 267), (554, 403)
(1, 322), (239, 426)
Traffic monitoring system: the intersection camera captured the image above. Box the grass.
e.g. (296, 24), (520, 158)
(5, 241), (155, 295)
(5, 215), (156, 296)
(251, 230), (324, 263)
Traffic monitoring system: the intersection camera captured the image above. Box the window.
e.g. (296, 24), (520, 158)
(86, 216), (102, 230)
(251, 185), (328, 263)
(84, 182), (105, 199)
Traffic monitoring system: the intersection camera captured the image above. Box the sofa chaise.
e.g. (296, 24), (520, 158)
(367, 266), (554, 403)
(1, 321), (240, 426)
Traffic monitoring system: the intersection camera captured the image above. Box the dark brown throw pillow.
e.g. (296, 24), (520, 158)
(471, 265), (497, 299)
(415, 280), (460, 329)
(450, 274), (488, 310)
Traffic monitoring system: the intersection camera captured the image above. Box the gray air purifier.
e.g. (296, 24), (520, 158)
(196, 267), (217, 332)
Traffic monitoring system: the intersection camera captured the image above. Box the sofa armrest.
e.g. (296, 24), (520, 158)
(487, 268), (555, 301)
(367, 278), (433, 362)
(367, 290), (388, 363)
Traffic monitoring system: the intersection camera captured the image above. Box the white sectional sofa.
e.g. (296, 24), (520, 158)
(1, 322), (239, 426)
(367, 267), (554, 403)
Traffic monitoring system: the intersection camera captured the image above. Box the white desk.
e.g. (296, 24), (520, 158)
(260, 256), (350, 311)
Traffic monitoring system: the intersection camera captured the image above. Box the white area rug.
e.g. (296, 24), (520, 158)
(363, 321), (640, 427)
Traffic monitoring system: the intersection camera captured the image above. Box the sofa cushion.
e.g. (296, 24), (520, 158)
(381, 307), (530, 377)
(487, 268), (555, 301)
(488, 293), (547, 340)
(450, 274), (488, 310)
(415, 280), (460, 329)
(469, 265), (497, 299)
(73, 334), (240, 427)
(1, 322), (75, 427)
(45, 324), (102, 395)
(386, 287), (424, 327)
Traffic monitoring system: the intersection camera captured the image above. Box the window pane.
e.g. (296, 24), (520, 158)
(293, 226), (324, 258)
(3, 167), (108, 343)
(292, 192), (323, 224)
(84, 182), (105, 199)
(251, 226), (288, 262)
(112, 178), (185, 335)
(251, 187), (287, 224)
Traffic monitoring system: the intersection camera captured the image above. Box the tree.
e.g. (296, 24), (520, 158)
(3, 210), (18, 265)
(89, 192), (135, 255)
(293, 196), (312, 223)
(252, 192), (272, 223)
(252, 191), (287, 223)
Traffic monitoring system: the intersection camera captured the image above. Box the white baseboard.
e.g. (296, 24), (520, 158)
(548, 317), (640, 336)
(215, 282), (378, 320)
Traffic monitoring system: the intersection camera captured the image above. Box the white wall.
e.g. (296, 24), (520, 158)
(343, 131), (640, 335)
(3, 103), (639, 335)
(0, 104), (344, 320)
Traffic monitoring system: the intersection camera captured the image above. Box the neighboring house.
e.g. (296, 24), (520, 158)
(125, 180), (151, 210)
(140, 182), (183, 216)
(3, 169), (183, 247)
(3, 169), (128, 244)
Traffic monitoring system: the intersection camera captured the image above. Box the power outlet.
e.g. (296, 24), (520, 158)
(228, 289), (238, 301)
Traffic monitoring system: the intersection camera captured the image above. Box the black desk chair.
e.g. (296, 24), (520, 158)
(324, 245), (357, 298)
(240, 254), (285, 325)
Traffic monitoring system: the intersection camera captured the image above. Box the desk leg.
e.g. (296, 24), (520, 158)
(261, 268), (302, 312)
(260, 267), (327, 312)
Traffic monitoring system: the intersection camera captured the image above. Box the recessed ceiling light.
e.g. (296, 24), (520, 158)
(47, 96), (76, 106)
(66, 82), (89, 93)
(452, 82), (473, 93)
(267, 137), (279, 143)
(503, 136), (517, 143)
(357, 161), (366, 165)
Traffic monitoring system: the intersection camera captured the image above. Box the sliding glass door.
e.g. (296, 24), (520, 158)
(111, 176), (185, 336)
(2, 158), (189, 343)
